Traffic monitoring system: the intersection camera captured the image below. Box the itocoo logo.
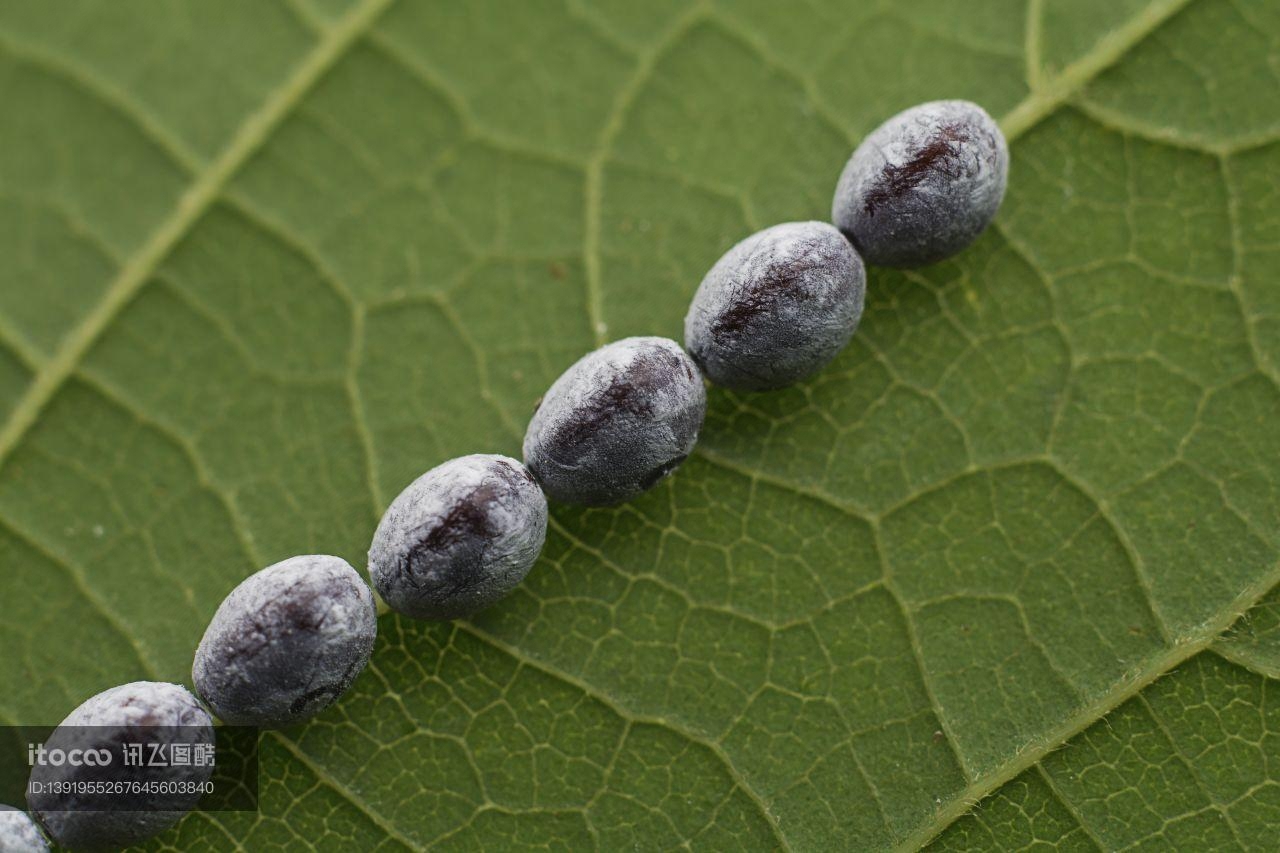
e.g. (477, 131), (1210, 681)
(27, 743), (113, 767)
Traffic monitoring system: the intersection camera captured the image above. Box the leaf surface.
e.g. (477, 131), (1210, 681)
(0, 0), (1276, 849)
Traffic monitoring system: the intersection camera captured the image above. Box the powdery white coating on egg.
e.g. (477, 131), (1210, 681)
(684, 221), (865, 391)
(524, 337), (706, 506)
(27, 682), (213, 851)
(0, 806), (48, 852)
(832, 100), (1008, 267)
(369, 454), (548, 621)
(193, 555), (377, 728)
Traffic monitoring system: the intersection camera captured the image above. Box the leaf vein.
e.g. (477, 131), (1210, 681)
(0, 0), (396, 479)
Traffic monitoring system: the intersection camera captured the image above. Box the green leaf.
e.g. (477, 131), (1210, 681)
(0, 0), (1276, 849)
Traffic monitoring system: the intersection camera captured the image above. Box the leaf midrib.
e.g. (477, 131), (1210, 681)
(0, 0), (1224, 849)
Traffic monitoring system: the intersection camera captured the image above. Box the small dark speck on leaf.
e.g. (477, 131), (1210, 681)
(932, 730), (944, 744)
(548, 261), (567, 280)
